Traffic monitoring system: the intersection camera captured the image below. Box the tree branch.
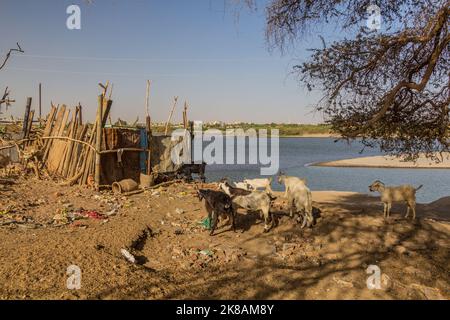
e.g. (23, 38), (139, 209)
(0, 43), (24, 71)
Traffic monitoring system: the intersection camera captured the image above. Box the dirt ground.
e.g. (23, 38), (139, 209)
(0, 173), (449, 300)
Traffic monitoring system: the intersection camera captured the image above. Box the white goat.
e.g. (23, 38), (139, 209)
(277, 172), (307, 198)
(290, 185), (313, 228)
(243, 177), (273, 193)
(278, 172), (313, 228)
(233, 181), (252, 190)
(219, 181), (274, 233)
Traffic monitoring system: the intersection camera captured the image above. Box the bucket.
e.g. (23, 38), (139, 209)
(112, 179), (139, 194)
(139, 173), (155, 188)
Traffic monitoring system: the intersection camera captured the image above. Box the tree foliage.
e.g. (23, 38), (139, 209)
(250, 0), (450, 158)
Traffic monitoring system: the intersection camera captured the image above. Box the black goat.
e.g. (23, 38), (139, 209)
(196, 189), (235, 235)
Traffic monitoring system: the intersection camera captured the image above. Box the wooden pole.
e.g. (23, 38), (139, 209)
(94, 95), (103, 189)
(146, 115), (152, 174)
(78, 103), (82, 125)
(183, 101), (188, 128)
(145, 80), (152, 174)
(38, 83), (42, 120)
(61, 108), (79, 177)
(145, 80), (150, 118)
(101, 99), (113, 127)
(22, 97), (32, 139)
(25, 110), (35, 140)
(164, 96), (178, 136)
(189, 121), (194, 164)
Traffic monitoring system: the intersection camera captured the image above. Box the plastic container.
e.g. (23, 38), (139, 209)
(139, 173), (155, 188)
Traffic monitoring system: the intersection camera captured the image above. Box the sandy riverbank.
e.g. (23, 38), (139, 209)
(0, 176), (449, 299)
(313, 153), (450, 169)
(280, 133), (340, 138)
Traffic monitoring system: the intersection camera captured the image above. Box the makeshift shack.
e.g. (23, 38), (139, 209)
(0, 84), (205, 188)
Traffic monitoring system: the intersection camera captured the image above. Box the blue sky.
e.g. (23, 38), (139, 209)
(0, 0), (333, 123)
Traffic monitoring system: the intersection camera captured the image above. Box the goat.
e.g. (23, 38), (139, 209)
(278, 172), (313, 228)
(233, 181), (252, 190)
(289, 185), (314, 228)
(243, 177), (273, 193)
(219, 179), (252, 196)
(369, 180), (423, 219)
(219, 180), (274, 233)
(196, 189), (235, 235)
(277, 172), (307, 199)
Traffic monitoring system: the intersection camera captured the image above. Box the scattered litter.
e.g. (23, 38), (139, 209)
(410, 283), (445, 300)
(62, 203), (73, 209)
(121, 249), (136, 264)
(71, 221), (88, 229)
(199, 249), (213, 257)
(198, 217), (211, 230)
(53, 213), (68, 224)
(112, 179), (139, 194)
(105, 206), (119, 216)
(394, 245), (408, 255)
(84, 210), (106, 220)
(175, 208), (184, 214)
(333, 276), (354, 288)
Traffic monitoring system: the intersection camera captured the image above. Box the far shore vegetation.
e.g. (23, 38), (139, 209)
(150, 123), (333, 137)
(0, 121), (332, 138)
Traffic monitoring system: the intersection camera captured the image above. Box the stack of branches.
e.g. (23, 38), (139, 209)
(38, 83), (113, 186)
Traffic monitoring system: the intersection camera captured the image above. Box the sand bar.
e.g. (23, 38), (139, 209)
(312, 153), (450, 169)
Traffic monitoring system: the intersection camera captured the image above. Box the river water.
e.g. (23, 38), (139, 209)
(204, 137), (449, 203)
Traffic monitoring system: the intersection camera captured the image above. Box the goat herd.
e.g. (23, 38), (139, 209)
(196, 172), (424, 236)
(196, 172), (313, 236)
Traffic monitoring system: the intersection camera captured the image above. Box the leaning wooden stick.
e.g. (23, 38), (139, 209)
(164, 96), (178, 135)
(22, 97), (32, 140)
(94, 94), (103, 189)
